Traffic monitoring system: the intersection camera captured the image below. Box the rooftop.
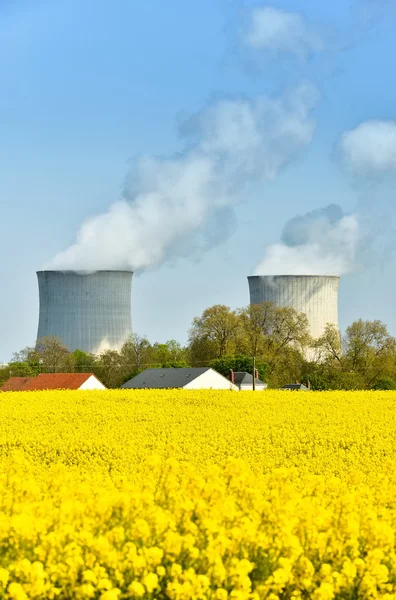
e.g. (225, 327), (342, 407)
(122, 368), (211, 389)
(1, 373), (101, 391)
(281, 383), (310, 391)
(233, 372), (266, 387)
(0, 377), (35, 392)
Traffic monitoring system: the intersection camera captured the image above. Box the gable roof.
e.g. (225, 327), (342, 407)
(233, 372), (266, 386)
(0, 377), (36, 392)
(281, 383), (310, 391)
(122, 368), (211, 389)
(24, 373), (99, 391)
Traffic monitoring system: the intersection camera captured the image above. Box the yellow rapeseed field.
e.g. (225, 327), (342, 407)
(0, 390), (396, 599)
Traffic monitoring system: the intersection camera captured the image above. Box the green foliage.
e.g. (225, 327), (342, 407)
(189, 305), (239, 358)
(4, 304), (396, 392)
(371, 376), (396, 390)
(209, 355), (269, 382)
(72, 349), (96, 373)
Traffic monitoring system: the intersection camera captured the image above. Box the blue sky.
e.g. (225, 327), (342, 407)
(1, 0), (396, 361)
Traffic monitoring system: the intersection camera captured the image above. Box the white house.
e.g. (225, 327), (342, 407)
(1, 373), (106, 392)
(121, 368), (239, 391)
(231, 371), (268, 391)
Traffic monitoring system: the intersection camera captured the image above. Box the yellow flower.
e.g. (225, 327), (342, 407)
(143, 573), (158, 593)
(127, 581), (145, 597)
(7, 583), (28, 600)
(0, 569), (9, 587)
(156, 566), (166, 578)
(314, 583), (334, 600)
(100, 590), (120, 600)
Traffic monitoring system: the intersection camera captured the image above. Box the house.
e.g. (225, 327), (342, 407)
(0, 377), (36, 392)
(0, 373), (106, 391)
(280, 382), (310, 391)
(230, 371), (267, 391)
(121, 368), (239, 390)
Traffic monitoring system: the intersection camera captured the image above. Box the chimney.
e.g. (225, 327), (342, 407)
(255, 368), (258, 380)
(307, 380), (311, 390)
(229, 369), (235, 383)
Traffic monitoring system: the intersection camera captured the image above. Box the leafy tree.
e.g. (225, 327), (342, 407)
(7, 361), (40, 377)
(264, 306), (310, 361)
(12, 336), (74, 373)
(313, 324), (343, 366)
(189, 305), (240, 358)
(151, 340), (189, 367)
(209, 355), (269, 383)
(266, 346), (306, 389)
(237, 302), (275, 359)
(343, 320), (396, 387)
(120, 334), (153, 378)
(371, 376), (396, 390)
(72, 349), (96, 373)
(0, 366), (10, 387)
(94, 350), (124, 389)
(188, 336), (218, 367)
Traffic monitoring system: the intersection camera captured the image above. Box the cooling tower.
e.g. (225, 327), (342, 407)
(248, 275), (339, 339)
(36, 270), (133, 354)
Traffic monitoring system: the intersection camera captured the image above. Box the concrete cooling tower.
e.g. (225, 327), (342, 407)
(248, 275), (339, 340)
(36, 270), (133, 354)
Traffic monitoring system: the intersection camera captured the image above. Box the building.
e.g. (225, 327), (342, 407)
(230, 371), (267, 391)
(0, 377), (36, 392)
(121, 368), (239, 390)
(280, 382), (310, 391)
(0, 373), (106, 391)
(36, 270), (133, 354)
(248, 275), (340, 341)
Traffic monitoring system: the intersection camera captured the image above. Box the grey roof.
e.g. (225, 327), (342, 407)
(281, 383), (310, 391)
(121, 368), (211, 389)
(233, 372), (266, 386)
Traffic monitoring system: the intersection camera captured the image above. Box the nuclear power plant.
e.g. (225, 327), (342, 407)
(36, 270), (133, 354)
(248, 275), (340, 339)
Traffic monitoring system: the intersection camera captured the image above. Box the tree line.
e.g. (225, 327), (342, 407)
(1, 302), (396, 390)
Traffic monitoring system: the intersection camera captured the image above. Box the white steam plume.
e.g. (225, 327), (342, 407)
(48, 83), (318, 272)
(340, 120), (396, 176)
(254, 117), (396, 277)
(254, 204), (362, 276)
(242, 6), (324, 59)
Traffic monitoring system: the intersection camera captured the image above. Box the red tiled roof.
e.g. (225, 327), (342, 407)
(24, 373), (98, 391)
(0, 377), (36, 392)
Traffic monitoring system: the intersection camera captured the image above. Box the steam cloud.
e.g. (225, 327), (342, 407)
(48, 83), (318, 272)
(340, 120), (396, 176)
(254, 204), (361, 276)
(255, 117), (396, 277)
(242, 6), (324, 59)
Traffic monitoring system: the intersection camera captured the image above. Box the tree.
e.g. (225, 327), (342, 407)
(209, 355), (269, 383)
(371, 376), (396, 390)
(343, 320), (396, 387)
(188, 336), (218, 367)
(237, 302), (275, 359)
(94, 350), (124, 388)
(151, 340), (189, 367)
(313, 324), (342, 366)
(189, 305), (240, 358)
(265, 306), (310, 359)
(7, 362), (40, 377)
(239, 303), (309, 374)
(72, 349), (97, 373)
(12, 336), (74, 373)
(120, 334), (153, 376)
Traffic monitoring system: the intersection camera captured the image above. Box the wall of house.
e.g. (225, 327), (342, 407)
(78, 375), (106, 390)
(239, 384), (267, 391)
(184, 369), (238, 391)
